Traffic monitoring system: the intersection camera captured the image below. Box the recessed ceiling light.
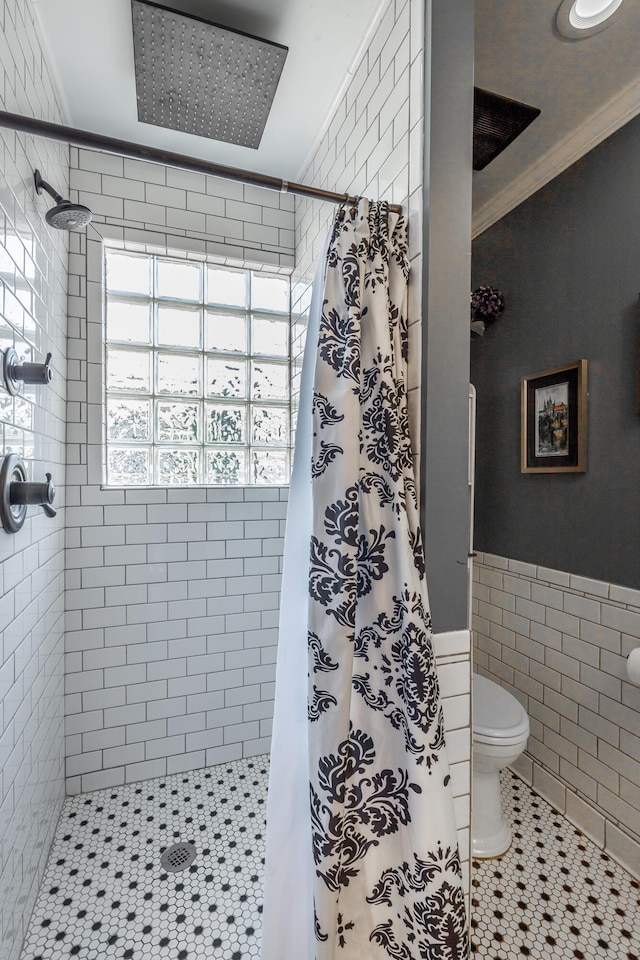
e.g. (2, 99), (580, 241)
(556, 0), (624, 39)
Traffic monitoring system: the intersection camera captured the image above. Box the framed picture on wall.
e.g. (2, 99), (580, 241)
(521, 360), (588, 473)
(637, 294), (640, 415)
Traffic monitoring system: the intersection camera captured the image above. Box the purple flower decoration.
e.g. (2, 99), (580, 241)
(470, 285), (505, 323)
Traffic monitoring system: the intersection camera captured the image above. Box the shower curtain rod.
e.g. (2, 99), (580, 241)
(0, 111), (403, 214)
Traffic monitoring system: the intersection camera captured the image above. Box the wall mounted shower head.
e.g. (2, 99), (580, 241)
(34, 169), (92, 230)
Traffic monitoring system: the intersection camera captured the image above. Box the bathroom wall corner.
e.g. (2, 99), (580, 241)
(605, 821), (640, 881)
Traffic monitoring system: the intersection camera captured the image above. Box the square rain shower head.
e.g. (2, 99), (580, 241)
(131, 0), (288, 149)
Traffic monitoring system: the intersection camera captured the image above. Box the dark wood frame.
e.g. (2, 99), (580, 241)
(637, 294), (640, 415)
(521, 360), (588, 474)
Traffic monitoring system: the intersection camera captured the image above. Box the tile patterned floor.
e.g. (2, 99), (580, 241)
(471, 772), (640, 959)
(20, 757), (269, 960)
(20, 760), (640, 960)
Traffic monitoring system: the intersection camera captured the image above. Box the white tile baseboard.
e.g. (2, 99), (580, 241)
(510, 754), (640, 881)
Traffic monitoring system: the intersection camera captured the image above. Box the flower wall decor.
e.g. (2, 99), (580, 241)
(471, 284), (505, 337)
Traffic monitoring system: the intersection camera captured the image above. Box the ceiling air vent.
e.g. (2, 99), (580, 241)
(131, 0), (288, 149)
(473, 87), (541, 171)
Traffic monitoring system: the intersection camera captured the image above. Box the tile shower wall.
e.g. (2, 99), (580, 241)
(473, 552), (640, 878)
(64, 152), (296, 794)
(290, 0), (472, 889)
(292, 0), (425, 464)
(0, 2), (69, 958)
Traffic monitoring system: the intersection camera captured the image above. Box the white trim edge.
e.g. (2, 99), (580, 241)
(432, 628), (471, 660)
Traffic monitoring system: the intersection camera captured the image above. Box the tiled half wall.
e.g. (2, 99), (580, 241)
(473, 552), (640, 879)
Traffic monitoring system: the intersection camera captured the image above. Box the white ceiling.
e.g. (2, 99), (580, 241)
(32, 0), (640, 230)
(33, 0), (386, 181)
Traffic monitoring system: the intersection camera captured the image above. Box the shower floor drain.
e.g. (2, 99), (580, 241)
(160, 842), (197, 873)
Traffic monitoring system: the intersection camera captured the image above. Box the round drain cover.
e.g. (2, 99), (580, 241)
(160, 842), (197, 873)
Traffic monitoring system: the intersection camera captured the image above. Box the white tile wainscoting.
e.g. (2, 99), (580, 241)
(473, 552), (640, 880)
(432, 629), (472, 897)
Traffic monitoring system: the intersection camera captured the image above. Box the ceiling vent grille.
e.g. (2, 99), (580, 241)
(473, 87), (541, 171)
(131, 0), (288, 149)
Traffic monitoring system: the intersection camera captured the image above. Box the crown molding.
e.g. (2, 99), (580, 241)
(472, 73), (640, 239)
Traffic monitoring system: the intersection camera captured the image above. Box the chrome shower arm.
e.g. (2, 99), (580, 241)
(34, 169), (64, 204)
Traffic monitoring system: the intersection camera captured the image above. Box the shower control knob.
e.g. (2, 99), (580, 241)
(11, 472), (56, 517)
(3, 347), (53, 395)
(0, 455), (57, 533)
(15, 352), (53, 386)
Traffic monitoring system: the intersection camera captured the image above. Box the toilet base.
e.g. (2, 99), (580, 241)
(471, 821), (511, 859)
(471, 767), (512, 859)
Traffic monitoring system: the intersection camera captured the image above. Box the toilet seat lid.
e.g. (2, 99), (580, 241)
(473, 674), (529, 742)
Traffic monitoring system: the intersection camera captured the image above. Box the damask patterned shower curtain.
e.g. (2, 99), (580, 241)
(262, 199), (468, 960)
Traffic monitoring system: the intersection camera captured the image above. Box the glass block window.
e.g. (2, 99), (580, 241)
(104, 250), (291, 486)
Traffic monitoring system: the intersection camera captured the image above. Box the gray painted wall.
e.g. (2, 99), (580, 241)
(471, 111), (640, 589)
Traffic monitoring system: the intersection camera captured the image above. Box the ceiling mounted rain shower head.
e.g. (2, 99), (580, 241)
(34, 170), (92, 231)
(131, 0), (288, 149)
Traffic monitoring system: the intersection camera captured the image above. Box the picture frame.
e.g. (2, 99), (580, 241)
(637, 294), (640, 415)
(521, 360), (587, 473)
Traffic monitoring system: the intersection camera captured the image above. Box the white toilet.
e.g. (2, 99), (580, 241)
(472, 674), (530, 858)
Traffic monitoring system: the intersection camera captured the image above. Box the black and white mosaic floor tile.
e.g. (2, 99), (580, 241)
(20, 760), (640, 960)
(472, 772), (640, 960)
(20, 757), (269, 960)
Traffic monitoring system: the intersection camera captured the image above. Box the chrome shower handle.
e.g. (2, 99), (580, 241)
(10, 471), (56, 517)
(3, 347), (53, 395)
(13, 352), (54, 386)
(0, 455), (57, 533)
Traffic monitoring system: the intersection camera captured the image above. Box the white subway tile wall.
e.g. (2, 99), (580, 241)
(292, 0), (424, 471)
(64, 485), (288, 793)
(290, 0), (471, 889)
(69, 151), (295, 271)
(64, 156), (295, 792)
(473, 552), (640, 877)
(0, 2), (69, 958)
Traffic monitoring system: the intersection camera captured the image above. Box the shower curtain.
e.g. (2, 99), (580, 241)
(262, 199), (468, 960)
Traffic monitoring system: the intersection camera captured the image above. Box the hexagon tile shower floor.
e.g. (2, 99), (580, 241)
(19, 760), (639, 960)
(20, 757), (268, 960)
